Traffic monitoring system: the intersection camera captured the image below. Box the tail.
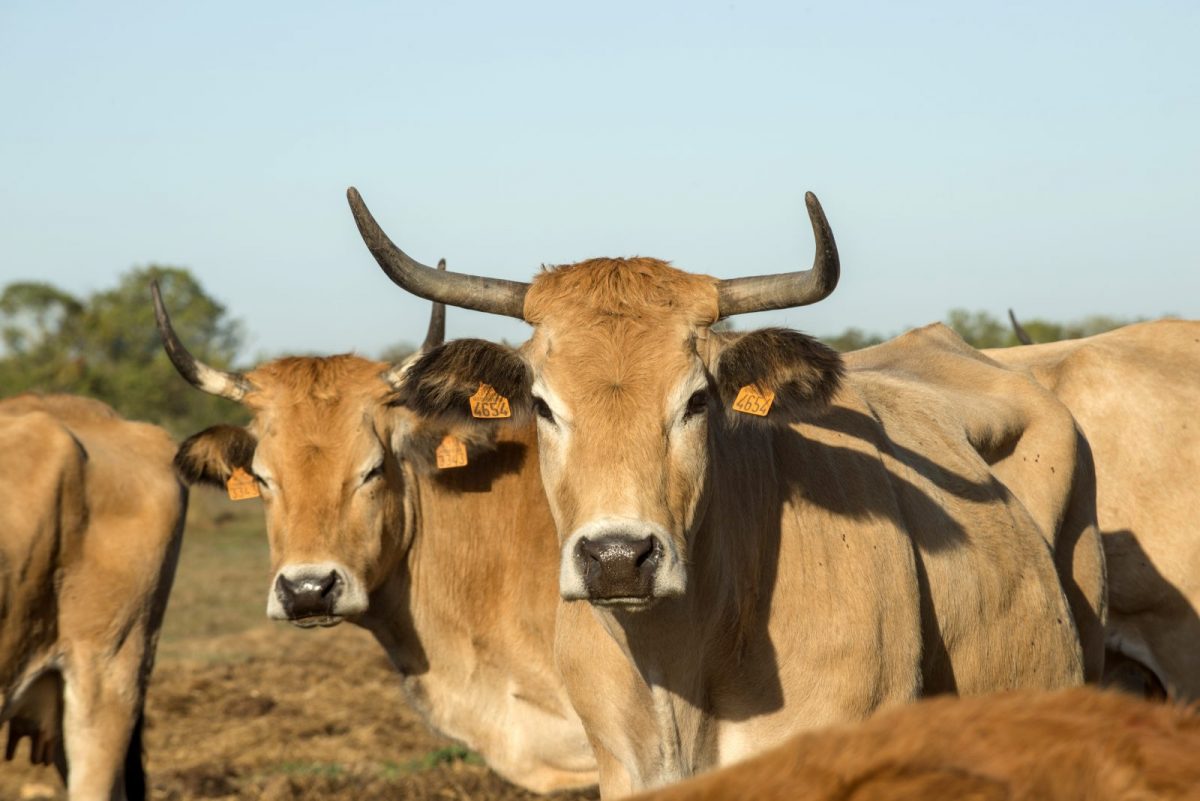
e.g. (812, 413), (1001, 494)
(123, 711), (147, 801)
(1008, 308), (1034, 345)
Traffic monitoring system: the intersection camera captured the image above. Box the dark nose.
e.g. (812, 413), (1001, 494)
(275, 570), (341, 620)
(576, 535), (660, 601)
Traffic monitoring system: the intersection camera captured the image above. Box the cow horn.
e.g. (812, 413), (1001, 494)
(151, 280), (254, 401)
(715, 192), (840, 317)
(421, 259), (448, 351)
(348, 187), (529, 319)
(1008, 309), (1034, 346)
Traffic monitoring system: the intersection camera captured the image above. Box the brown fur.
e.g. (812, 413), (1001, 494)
(395, 339), (532, 423)
(988, 319), (1200, 699)
(715, 327), (845, 423)
(632, 688), (1200, 801)
(174, 424), (257, 486)
(0, 393), (185, 801)
(173, 354), (596, 793)
(403, 256), (1104, 796)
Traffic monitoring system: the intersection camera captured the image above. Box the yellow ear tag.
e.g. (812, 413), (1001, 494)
(732, 384), (775, 416)
(435, 434), (469, 469)
(226, 467), (261, 500)
(470, 383), (512, 419)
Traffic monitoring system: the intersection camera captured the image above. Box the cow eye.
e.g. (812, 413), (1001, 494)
(683, 389), (709, 420)
(362, 462), (386, 484)
(532, 396), (555, 424)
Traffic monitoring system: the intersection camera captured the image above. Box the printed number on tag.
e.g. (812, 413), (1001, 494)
(470, 383), (512, 419)
(436, 434), (469, 469)
(226, 467), (261, 500)
(732, 384), (775, 416)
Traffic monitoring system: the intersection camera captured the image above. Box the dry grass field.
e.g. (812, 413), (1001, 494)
(0, 490), (599, 801)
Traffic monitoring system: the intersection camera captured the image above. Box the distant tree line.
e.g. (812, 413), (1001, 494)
(0, 267), (1139, 435)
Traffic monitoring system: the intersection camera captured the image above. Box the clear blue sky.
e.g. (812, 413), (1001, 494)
(2, 1), (1197, 359)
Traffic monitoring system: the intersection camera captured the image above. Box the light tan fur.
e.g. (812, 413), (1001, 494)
(629, 687), (1200, 801)
(180, 354), (596, 793)
(0, 393), (186, 801)
(503, 258), (1103, 794)
(987, 319), (1200, 698)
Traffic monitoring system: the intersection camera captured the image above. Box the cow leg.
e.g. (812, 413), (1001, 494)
(59, 653), (143, 801)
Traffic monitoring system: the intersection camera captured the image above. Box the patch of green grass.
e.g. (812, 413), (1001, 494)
(379, 746), (485, 778)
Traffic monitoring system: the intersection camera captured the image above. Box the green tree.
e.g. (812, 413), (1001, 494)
(823, 327), (886, 352)
(0, 266), (248, 435)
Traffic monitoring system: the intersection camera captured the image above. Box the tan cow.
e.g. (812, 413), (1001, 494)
(628, 687), (1200, 801)
(990, 318), (1200, 699)
(349, 187), (1106, 795)
(0, 394), (186, 801)
(152, 282), (597, 793)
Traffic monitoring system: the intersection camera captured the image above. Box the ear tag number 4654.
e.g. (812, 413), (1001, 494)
(732, 384), (775, 417)
(470, 383), (511, 419)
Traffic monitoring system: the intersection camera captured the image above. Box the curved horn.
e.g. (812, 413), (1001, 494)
(347, 187), (529, 319)
(151, 280), (253, 401)
(716, 192), (840, 317)
(421, 259), (448, 351)
(1008, 309), (1034, 346)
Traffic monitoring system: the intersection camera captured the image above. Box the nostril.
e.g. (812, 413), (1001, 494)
(577, 537), (603, 564)
(634, 537), (658, 568)
(318, 570), (339, 597)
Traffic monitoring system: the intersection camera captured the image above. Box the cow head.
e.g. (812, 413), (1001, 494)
(351, 188), (843, 609)
(155, 272), (458, 627)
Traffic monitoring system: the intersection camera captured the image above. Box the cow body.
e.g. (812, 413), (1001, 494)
(0, 394), (186, 801)
(388, 261), (1103, 794)
(988, 319), (1200, 698)
(629, 687), (1200, 801)
(542, 316), (1101, 793)
(170, 356), (596, 793)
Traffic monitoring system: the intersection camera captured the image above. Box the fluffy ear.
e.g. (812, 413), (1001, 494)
(392, 338), (532, 422)
(715, 328), (843, 424)
(175, 425), (257, 487)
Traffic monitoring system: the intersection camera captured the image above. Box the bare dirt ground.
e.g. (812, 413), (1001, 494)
(1, 490), (599, 801)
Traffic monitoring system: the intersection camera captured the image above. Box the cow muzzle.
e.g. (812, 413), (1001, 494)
(560, 519), (685, 607)
(267, 563), (368, 627)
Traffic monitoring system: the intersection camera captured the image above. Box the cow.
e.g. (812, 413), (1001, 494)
(991, 316), (1200, 699)
(628, 687), (1200, 801)
(152, 280), (597, 793)
(0, 393), (186, 801)
(348, 186), (1107, 795)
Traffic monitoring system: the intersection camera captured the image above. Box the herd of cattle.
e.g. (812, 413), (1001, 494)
(2, 189), (1199, 800)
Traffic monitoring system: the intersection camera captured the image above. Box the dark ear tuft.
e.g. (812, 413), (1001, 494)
(393, 339), (532, 421)
(175, 425), (258, 487)
(716, 328), (843, 424)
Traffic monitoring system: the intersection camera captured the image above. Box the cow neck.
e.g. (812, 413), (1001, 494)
(363, 426), (594, 792)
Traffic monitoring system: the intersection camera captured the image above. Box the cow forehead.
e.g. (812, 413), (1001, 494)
(244, 355), (396, 470)
(524, 257), (720, 324)
(524, 257), (719, 404)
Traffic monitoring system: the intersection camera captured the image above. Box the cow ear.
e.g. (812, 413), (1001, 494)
(715, 328), (843, 424)
(175, 425), (258, 487)
(392, 338), (532, 423)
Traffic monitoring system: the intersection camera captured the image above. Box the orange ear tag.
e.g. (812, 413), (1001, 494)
(226, 467), (261, 500)
(469, 383), (512, 419)
(435, 434), (469, 469)
(732, 384), (775, 417)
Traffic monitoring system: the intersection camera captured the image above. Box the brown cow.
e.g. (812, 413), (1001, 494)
(629, 687), (1200, 801)
(348, 188), (1105, 795)
(0, 394), (186, 801)
(991, 317), (1200, 699)
(153, 282), (596, 793)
